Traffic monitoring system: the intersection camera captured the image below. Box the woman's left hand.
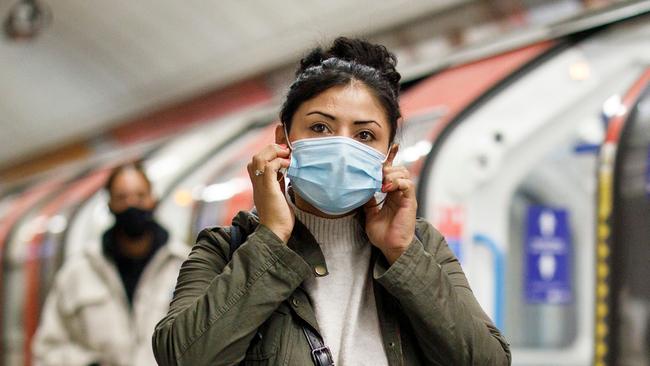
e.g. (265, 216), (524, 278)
(364, 145), (417, 265)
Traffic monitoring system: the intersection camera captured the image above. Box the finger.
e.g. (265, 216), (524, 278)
(382, 166), (410, 181)
(392, 178), (416, 199)
(269, 143), (291, 157)
(383, 176), (412, 192)
(252, 144), (291, 170)
(382, 169), (410, 192)
(246, 162), (255, 177)
(262, 157), (291, 182)
(248, 156), (289, 181)
(252, 144), (290, 168)
(383, 144), (399, 168)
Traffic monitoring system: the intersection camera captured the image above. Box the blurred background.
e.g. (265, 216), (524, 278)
(1, 0), (649, 365)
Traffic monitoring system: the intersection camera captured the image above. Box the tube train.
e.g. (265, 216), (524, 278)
(1, 3), (649, 365)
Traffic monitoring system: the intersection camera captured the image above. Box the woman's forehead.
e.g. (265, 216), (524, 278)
(297, 83), (389, 127)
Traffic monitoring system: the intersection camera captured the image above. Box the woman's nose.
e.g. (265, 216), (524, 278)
(335, 127), (353, 138)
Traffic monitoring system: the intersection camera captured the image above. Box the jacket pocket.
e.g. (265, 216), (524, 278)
(60, 286), (125, 353)
(242, 308), (289, 364)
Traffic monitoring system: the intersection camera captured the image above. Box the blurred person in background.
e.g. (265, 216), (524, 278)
(32, 162), (189, 366)
(153, 37), (510, 365)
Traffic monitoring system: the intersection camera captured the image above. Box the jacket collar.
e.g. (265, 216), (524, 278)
(231, 208), (376, 278)
(232, 208), (396, 337)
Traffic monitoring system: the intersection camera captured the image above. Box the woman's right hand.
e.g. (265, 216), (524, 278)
(247, 143), (294, 243)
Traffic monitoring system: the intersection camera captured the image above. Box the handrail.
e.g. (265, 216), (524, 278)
(473, 233), (506, 331)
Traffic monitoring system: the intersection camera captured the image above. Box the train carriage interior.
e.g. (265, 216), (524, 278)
(1, 1), (650, 365)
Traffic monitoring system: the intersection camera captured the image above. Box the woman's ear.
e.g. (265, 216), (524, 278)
(275, 123), (288, 145)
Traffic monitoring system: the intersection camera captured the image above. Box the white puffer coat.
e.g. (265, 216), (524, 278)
(32, 238), (189, 366)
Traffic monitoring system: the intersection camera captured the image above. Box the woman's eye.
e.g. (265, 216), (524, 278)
(357, 131), (375, 141)
(310, 123), (329, 133)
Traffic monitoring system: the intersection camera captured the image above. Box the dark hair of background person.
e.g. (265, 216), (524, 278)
(279, 37), (402, 144)
(104, 161), (152, 194)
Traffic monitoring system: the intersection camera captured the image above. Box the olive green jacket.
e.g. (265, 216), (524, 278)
(152, 211), (511, 365)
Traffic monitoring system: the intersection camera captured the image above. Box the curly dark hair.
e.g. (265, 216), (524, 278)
(280, 37), (402, 144)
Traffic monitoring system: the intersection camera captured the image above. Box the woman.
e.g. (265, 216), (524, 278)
(153, 37), (511, 366)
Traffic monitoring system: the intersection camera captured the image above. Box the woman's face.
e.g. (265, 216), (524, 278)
(278, 82), (392, 153)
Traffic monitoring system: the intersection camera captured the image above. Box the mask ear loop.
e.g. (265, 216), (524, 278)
(277, 123), (292, 181)
(282, 123), (294, 150)
(365, 143), (393, 210)
(278, 123), (297, 205)
(381, 144), (392, 164)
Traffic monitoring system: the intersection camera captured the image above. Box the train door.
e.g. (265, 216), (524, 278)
(419, 17), (650, 366)
(597, 69), (650, 366)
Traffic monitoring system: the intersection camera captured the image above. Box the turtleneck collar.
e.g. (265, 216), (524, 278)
(292, 201), (366, 253)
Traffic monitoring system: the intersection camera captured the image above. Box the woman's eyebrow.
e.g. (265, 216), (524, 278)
(354, 120), (381, 128)
(306, 111), (336, 120)
(306, 111), (380, 128)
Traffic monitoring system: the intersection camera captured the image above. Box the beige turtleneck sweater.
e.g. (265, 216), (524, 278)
(294, 207), (389, 366)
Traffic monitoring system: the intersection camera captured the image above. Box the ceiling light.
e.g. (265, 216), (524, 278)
(4, 0), (51, 41)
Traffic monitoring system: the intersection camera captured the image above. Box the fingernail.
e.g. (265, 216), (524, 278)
(279, 143), (288, 149)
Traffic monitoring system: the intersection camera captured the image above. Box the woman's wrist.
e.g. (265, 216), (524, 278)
(381, 245), (409, 265)
(262, 222), (292, 244)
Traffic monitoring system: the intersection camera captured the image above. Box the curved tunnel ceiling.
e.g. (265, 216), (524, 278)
(0, 0), (469, 168)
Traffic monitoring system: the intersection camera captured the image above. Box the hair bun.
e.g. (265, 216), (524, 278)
(296, 37), (401, 96)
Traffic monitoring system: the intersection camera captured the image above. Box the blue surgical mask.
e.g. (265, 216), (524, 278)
(287, 136), (386, 215)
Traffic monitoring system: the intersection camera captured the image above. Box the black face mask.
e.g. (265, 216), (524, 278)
(112, 206), (154, 239)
